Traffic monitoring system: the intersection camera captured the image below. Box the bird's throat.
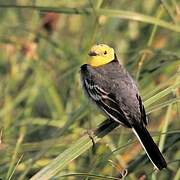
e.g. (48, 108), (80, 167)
(89, 56), (114, 67)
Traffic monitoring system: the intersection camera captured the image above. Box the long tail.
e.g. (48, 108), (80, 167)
(132, 124), (167, 170)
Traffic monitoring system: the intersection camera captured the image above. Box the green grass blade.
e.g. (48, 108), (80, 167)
(7, 155), (23, 180)
(56, 172), (121, 179)
(0, 5), (180, 32)
(147, 97), (180, 113)
(30, 120), (118, 180)
(6, 127), (25, 180)
(144, 82), (180, 107)
(158, 105), (172, 152)
(174, 168), (180, 180)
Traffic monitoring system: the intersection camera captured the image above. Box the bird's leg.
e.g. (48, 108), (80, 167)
(86, 129), (96, 154)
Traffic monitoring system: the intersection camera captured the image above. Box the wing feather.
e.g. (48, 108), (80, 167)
(83, 78), (131, 127)
(136, 94), (148, 125)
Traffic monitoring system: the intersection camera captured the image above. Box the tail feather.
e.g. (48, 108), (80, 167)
(132, 125), (167, 170)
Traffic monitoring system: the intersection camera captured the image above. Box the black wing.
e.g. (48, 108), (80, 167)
(136, 94), (148, 125)
(83, 78), (131, 127)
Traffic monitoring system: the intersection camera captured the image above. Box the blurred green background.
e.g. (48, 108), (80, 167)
(0, 0), (179, 179)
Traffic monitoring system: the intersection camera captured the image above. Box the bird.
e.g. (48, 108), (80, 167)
(80, 44), (167, 170)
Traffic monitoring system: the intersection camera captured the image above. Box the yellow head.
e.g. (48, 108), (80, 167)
(88, 44), (115, 67)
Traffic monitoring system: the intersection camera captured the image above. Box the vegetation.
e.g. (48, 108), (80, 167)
(0, 0), (179, 179)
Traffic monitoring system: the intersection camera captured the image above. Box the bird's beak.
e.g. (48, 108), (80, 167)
(88, 51), (97, 56)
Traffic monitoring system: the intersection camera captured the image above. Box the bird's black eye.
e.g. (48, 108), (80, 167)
(104, 51), (107, 55)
